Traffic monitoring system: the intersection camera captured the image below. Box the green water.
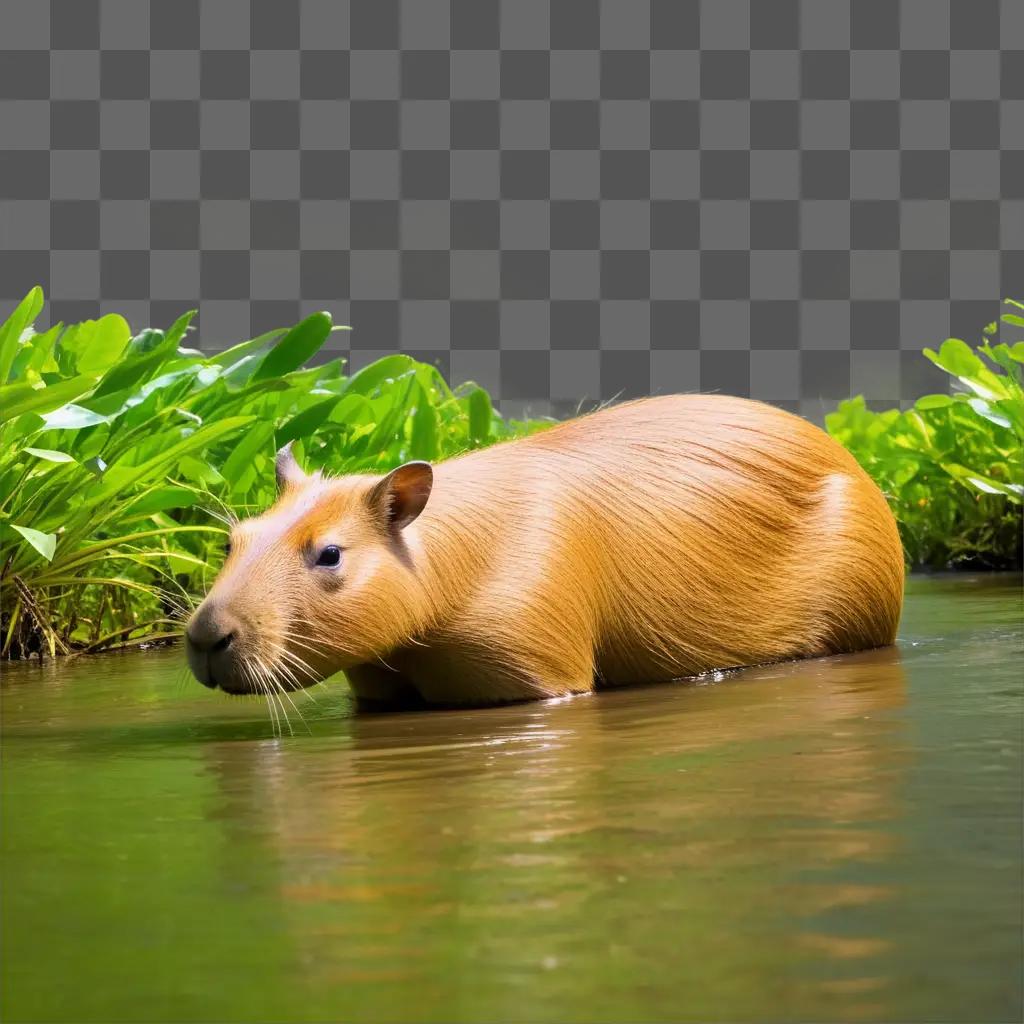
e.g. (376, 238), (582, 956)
(2, 575), (1021, 1023)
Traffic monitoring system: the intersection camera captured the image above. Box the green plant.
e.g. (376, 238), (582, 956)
(4, 287), (1020, 662)
(826, 300), (1023, 569)
(0, 288), (548, 659)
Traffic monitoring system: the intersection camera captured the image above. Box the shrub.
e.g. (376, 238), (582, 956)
(826, 300), (1023, 569)
(0, 288), (546, 658)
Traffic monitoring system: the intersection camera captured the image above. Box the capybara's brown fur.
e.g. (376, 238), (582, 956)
(185, 394), (904, 706)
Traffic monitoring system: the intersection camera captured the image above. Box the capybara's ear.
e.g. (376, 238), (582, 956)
(275, 442), (307, 491)
(368, 461), (433, 532)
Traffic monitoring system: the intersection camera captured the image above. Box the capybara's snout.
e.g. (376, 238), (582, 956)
(186, 602), (245, 692)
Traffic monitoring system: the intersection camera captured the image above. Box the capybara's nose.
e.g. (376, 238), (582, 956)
(186, 604), (243, 690)
(186, 608), (236, 653)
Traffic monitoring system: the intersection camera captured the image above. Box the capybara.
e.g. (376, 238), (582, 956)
(186, 394), (904, 706)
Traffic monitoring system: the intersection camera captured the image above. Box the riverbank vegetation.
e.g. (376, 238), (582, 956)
(0, 288), (544, 659)
(1, 289), (1021, 659)
(826, 300), (1023, 570)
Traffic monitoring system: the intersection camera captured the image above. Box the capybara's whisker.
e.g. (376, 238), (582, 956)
(252, 664), (281, 739)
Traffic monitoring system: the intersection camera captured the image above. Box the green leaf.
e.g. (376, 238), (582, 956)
(56, 314), (131, 374)
(409, 382), (439, 461)
(365, 374), (417, 454)
(90, 416), (256, 501)
(941, 463), (1023, 503)
(220, 421), (276, 488)
(178, 455), (226, 487)
(90, 323), (185, 399)
(966, 476), (1019, 497)
(209, 327), (286, 369)
(0, 286), (44, 384)
(341, 354), (418, 398)
(11, 322), (62, 380)
(121, 486), (197, 518)
(275, 393), (343, 447)
(467, 386), (493, 446)
(967, 397), (1012, 430)
(23, 447), (76, 463)
(925, 338), (985, 378)
(0, 374), (100, 424)
(252, 312), (333, 381)
(39, 403), (110, 431)
(980, 342), (1024, 381)
(327, 393), (373, 426)
(914, 393), (953, 411)
(11, 524), (57, 562)
(125, 327), (166, 356)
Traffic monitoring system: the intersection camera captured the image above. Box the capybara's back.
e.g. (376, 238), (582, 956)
(511, 394), (905, 688)
(186, 393), (905, 707)
(405, 394), (905, 702)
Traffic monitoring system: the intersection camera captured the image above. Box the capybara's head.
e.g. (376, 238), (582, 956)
(185, 446), (432, 695)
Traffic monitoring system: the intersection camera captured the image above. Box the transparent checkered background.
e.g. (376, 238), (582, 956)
(1, 0), (1021, 419)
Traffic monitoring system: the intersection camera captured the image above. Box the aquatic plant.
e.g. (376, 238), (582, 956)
(827, 300), (1024, 570)
(0, 288), (546, 659)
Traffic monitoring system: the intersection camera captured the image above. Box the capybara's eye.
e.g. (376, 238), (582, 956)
(315, 545), (342, 568)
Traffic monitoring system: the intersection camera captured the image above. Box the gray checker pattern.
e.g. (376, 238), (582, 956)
(1, 0), (1022, 420)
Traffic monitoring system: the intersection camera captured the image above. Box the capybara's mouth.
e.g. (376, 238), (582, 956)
(209, 664), (314, 696)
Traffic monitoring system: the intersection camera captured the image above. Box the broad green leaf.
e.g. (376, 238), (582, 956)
(924, 338), (984, 379)
(161, 310), (197, 349)
(208, 327), (286, 368)
(926, 339), (1011, 403)
(341, 354), (418, 398)
(220, 421), (275, 487)
(467, 386), (493, 446)
(327, 393), (373, 426)
(56, 314), (131, 374)
(0, 374), (100, 424)
(252, 312), (333, 381)
(980, 342), (1024, 381)
(275, 393), (343, 447)
(11, 524), (57, 561)
(23, 447), (75, 463)
(39, 525), (223, 576)
(409, 382), (439, 461)
(11, 322), (62, 380)
(88, 363), (208, 419)
(941, 462), (1023, 503)
(121, 486), (198, 518)
(914, 394), (953, 411)
(967, 397), (1012, 430)
(967, 476), (1020, 497)
(40, 403), (110, 430)
(178, 455), (225, 487)
(90, 326), (182, 399)
(365, 374), (417, 453)
(89, 415), (256, 501)
(0, 286), (44, 383)
(125, 327), (166, 356)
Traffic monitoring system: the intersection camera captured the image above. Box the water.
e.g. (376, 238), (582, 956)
(2, 575), (1021, 1023)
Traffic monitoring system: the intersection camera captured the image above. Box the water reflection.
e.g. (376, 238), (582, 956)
(2, 576), (1020, 1023)
(189, 648), (910, 1021)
